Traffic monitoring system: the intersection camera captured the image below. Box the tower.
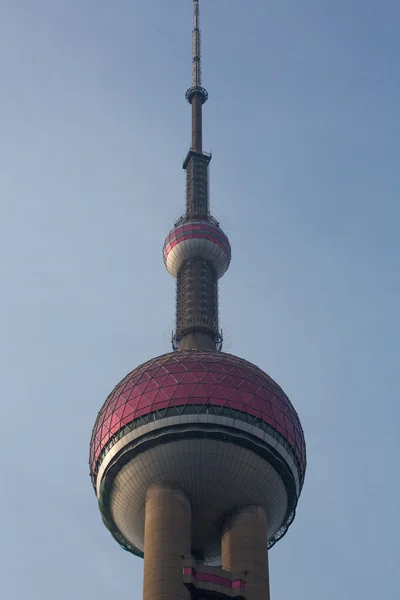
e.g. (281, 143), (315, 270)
(89, 3), (306, 600)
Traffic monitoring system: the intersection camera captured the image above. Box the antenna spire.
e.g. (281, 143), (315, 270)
(192, 0), (201, 88)
(186, 0), (208, 152)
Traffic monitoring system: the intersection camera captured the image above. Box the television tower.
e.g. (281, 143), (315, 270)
(90, 3), (306, 600)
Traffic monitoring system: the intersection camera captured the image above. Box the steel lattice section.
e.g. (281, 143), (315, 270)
(89, 350), (306, 487)
(186, 153), (209, 217)
(176, 258), (218, 342)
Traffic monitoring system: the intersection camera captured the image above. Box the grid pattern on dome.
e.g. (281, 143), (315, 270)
(90, 351), (306, 485)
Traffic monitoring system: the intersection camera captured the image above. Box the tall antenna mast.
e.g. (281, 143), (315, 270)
(192, 0), (202, 88)
(186, 0), (208, 153)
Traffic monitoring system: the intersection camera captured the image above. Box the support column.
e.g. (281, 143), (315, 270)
(176, 259), (218, 352)
(143, 483), (191, 600)
(221, 506), (270, 600)
(192, 94), (203, 152)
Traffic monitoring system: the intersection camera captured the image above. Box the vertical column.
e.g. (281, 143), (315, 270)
(186, 154), (209, 217)
(176, 258), (218, 351)
(143, 483), (192, 600)
(221, 506), (270, 600)
(192, 94), (203, 152)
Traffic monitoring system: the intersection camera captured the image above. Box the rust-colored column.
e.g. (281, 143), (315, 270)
(221, 505), (270, 600)
(143, 483), (191, 600)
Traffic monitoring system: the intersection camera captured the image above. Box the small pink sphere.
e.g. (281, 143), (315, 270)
(163, 220), (231, 278)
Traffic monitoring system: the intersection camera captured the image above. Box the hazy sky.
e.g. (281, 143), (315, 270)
(1, 1), (399, 598)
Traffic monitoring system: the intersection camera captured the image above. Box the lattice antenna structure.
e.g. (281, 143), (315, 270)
(186, 0), (208, 153)
(192, 0), (202, 88)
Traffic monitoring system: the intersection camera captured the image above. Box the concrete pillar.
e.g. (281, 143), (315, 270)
(221, 506), (270, 600)
(143, 483), (191, 600)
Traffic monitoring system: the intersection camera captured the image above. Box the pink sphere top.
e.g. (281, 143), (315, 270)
(90, 351), (306, 487)
(163, 220), (231, 278)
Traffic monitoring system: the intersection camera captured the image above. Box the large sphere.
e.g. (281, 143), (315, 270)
(163, 220), (231, 278)
(90, 351), (306, 564)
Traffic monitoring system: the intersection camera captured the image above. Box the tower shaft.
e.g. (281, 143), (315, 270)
(192, 94), (203, 152)
(184, 148), (210, 217)
(222, 506), (271, 600)
(143, 484), (191, 600)
(176, 258), (218, 351)
(175, 0), (220, 352)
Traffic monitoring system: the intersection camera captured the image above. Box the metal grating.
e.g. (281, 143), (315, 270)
(175, 258), (218, 343)
(186, 153), (210, 217)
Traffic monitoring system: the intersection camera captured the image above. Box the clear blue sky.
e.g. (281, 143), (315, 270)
(1, 1), (399, 598)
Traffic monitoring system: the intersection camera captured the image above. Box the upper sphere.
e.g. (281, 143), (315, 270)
(163, 219), (231, 278)
(90, 351), (306, 561)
